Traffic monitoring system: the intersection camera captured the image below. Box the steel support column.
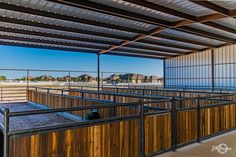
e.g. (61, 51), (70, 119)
(163, 59), (166, 89)
(97, 53), (100, 93)
(211, 49), (215, 91)
(4, 108), (9, 157)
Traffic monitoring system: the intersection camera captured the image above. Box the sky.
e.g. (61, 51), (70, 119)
(0, 45), (163, 79)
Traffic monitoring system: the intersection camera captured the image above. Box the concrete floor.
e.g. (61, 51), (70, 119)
(156, 131), (236, 157)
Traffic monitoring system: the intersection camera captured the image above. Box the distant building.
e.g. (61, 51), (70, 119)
(32, 75), (55, 81)
(121, 73), (145, 83)
(79, 74), (96, 82)
(149, 75), (159, 83)
(106, 74), (121, 83)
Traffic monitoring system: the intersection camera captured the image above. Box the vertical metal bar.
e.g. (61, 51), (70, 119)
(26, 70), (30, 101)
(211, 49), (215, 91)
(68, 71), (71, 89)
(81, 91), (85, 118)
(139, 100), (145, 157)
(163, 59), (166, 89)
(35, 87), (38, 102)
(97, 53), (100, 91)
(47, 88), (50, 105)
(4, 108), (9, 157)
(171, 97), (177, 151)
(197, 95), (201, 143)
(97, 54), (100, 98)
(26, 70), (29, 90)
(101, 72), (104, 88)
(110, 94), (116, 116)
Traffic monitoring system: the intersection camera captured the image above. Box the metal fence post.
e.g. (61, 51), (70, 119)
(68, 71), (71, 89)
(4, 108), (9, 157)
(47, 88), (50, 105)
(101, 72), (104, 88)
(171, 97), (177, 151)
(139, 100), (145, 157)
(110, 94), (117, 116)
(26, 70), (29, 90)
(197, 95), (201, 143)
(81, 91), (84, 117)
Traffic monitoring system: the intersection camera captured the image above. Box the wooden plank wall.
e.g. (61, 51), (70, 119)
(9, 120), (140, 157)
(9, 116), (173, 157)
(28, 90), (140, 118)
(201, 104), (236, 138)
(177, 110), (197, 144)
(69, 90), (172, 110)
(101, 87), (221, 98)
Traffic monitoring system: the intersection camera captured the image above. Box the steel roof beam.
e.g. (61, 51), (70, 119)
(0, 34), (107, 50)
(124, 0), (236, 43)
(48, 0), (171, 27)
(0, 27), (188, 54)
(0, 26), (118, 45)
(0, 11), (213, 52)
(0, 35), (175, 58)
(53, 0), (236, 52)
(0, 41), (98, 54)
(0, 2), (146, 35)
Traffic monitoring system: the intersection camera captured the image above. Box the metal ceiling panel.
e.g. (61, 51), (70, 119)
(160, 29), (225, 46)
(0, 38), (100, 53)
(0, 22), (121, 44)
(89, 0), (182, 22)
(3, 0), (156, 31)
(145, 36), (207, 50)
(147, 0), (217, 16)
(209, 0), (236, 10)
(0, 31), (110, 49)
(189, 23), (236, 40)
(129, 42), (190, 52)
(0, 9), (138, 38)
(213, 17), (236, 31)
(108, 50), (166, 59)
(117, 47), (181, 55)
(0, 0), (234, 59)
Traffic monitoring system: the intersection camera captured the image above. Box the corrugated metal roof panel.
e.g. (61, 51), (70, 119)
(89, 0), (182, 22)
(0, 21), (121, 44)
(129, 42), (190, 52)
(145, 36), (207, 50)
(209, 0), (236, 10)
(189, 23), (236, 40)
(3, 0), (156, 31)
(118, 47), (181, 55)
(0, 31), (110, 49)
(0, 38), (99, 53)
(160, 29), (225, 46)
(213, 18), (236, 31)
(0, 9), (138, 38)
(108, 50), (166, 58)
(147, 0), (216, 16)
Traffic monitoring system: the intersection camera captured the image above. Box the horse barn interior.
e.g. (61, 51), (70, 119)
(0, 0), (236, 157)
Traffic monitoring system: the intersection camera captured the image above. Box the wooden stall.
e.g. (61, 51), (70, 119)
(23, 89), (236, 156)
